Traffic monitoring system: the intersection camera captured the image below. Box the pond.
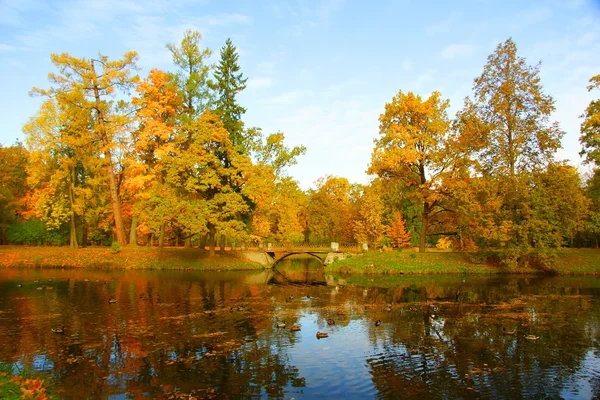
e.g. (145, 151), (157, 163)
(1, 256), (600, 399)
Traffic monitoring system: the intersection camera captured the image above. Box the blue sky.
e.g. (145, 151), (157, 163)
(1, 0), (599, 189)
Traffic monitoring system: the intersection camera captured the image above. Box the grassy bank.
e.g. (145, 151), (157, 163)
(327, 249), (600, 275)
(0, 246), (263, 271)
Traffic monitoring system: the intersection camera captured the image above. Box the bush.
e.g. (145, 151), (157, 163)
(528, 248), (557, 271)
(111, 242), (121, 254)
(7, 220), (68, 245)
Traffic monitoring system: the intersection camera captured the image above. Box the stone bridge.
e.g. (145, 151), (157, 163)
(239, 250), (348, 268)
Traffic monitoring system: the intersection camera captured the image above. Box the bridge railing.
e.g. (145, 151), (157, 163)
(258, 242), (360, 252)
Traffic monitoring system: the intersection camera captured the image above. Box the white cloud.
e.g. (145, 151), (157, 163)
(0, 43), (16, 51)
(265, 90), (311, 105)
(199, 13), (252, 26)
(425, 12), (462, 36)
(520, 7), (553, 25)
(247, 77), (273, 89)
(440, 43), (474, 60)
(251, 97), (380, 189)
(414, 71), (434, 89)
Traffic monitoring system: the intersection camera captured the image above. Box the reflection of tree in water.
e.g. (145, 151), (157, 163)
(362, 279), (600, 399)
(271, 257), (326, 286)
(1, 271), (600, 398)
(0, 271), (307, 398)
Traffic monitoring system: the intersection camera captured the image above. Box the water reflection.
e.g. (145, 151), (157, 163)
(0, 260), (599, 399)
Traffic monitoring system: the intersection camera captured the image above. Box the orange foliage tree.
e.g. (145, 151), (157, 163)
(387, 212), (411, 248)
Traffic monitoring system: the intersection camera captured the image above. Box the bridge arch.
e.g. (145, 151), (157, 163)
(271, 251), (325, 268)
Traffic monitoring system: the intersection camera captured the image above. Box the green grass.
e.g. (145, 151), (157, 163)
(0, 246), (264, 271)
(553, 248), (600, 274)
(327, 248), (600, 275)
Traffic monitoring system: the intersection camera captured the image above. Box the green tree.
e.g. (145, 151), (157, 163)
(170, 110), (252, 256)
(167, 29), (213, 119)
(580, 74), (600, 164)
(212, 38), (248, 149)
(456, 38), (566, 264)
(466, 38), (564, 177)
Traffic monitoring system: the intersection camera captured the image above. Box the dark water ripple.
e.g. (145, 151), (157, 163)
(1, 261), (600, 399)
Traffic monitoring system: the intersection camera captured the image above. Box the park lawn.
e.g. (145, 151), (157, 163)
(0, 246), (263, 271)
(327, 248), (600, 275)
(553, 248), (600, 274)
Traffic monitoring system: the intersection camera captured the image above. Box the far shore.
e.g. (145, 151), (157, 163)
(0, 245), (263, 271)
(1, 246), (600, 276)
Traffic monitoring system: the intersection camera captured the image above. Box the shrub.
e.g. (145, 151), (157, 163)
(7, 219), (68, 245)
(111, 242), (121, 254)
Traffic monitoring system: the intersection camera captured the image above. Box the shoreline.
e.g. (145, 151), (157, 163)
(1, 246), (600, 276)
(0, 246), (263, 271)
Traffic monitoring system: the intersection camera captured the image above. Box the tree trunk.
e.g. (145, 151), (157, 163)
(208, 225), (216, 257)
(68, 167), (78, 248)
(150, 234), (154, 247)
(105, 153), (127, 245)
(91, 60), (127, 246)
(185, 237), (192, 248)
(82, 221), (87, 248)
(199, 234), (207, 251)
(69, 213), (78, 249)
(129, 216), (138, 246)
(175, 234), (179, 247)
(419, 205), (429, 253)
(159, 223), (165, 248)
(219, 234), (226, 255)
(231, 239), (236, 253)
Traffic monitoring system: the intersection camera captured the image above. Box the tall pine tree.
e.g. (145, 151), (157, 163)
(212, 38), (248, 150)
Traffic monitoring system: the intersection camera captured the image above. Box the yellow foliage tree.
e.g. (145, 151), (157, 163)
(353, 184), (386, 246)
(31, 51), (139, 246)
(369, 91), (462, 252)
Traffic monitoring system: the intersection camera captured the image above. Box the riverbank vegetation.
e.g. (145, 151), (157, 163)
(0, 246), (262, 270)
(0, 364), (56, 400)
(327, 249), (600, 276)
(1, 33), (600, 271)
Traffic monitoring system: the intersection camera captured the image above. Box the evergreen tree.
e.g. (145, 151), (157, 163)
(212, 38), (248, 150)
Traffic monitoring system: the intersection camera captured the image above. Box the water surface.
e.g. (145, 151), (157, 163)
(1, 257), (599, 399)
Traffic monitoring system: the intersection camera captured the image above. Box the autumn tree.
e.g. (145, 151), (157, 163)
(465, 38), (563, 177)
(388, 211), (411, 248)
(212, 38), (248, 149)
(528, 163), (589, 248)
(129, 69), (182, 247)
(0, 143), (28, 244)
(456, 39), (566, 260)
(170, 110), (252, 256)
(369, 91), (461, 252)
(167, 29), (213, 119)
(580, 74), (600, 164)
(245, 131), (306, 244)
(353, 183), (387, 246)
(306, 176), (353, 243)
(23, 96), (109, 248)
(31, 51), (139, 246)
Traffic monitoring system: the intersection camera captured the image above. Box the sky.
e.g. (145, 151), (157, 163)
(1, 0), (599, 189)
